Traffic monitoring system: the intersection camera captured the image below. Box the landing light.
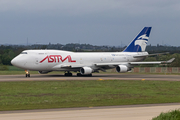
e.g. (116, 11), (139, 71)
(25, 70), (29, 74)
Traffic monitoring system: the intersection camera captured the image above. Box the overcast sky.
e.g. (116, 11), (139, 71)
(0, 0), (180, 46)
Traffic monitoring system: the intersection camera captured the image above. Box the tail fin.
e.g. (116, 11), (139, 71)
(123, 27), (152, 52)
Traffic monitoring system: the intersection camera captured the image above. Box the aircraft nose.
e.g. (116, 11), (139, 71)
(11, 57), (19, 66)
(11, 55), (29, 69)
(11, 56), (27, 68)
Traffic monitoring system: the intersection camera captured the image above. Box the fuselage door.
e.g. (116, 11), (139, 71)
(35, 58), (39, 64)
(80, 58), (83, 64)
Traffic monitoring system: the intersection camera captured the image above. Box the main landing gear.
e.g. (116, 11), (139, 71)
(25, 70), (30, 77)
(77, 73), (92, 77)
(64, 71), (72, 76)
(64, 71), (93, 77)
(77, 73), (82, 76)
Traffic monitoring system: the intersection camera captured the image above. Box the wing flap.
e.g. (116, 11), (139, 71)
(53, 64), (90, 69)
(95, 62), (127, 67)
(61, 64), (86, 68)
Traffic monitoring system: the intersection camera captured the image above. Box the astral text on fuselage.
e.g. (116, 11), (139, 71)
(40, 55), (76, 63)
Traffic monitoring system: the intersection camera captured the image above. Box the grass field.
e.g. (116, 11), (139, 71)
(152, 109), (180, 120)
(0, 80), (180, 111)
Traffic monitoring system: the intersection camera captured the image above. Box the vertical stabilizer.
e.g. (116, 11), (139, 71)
(123, 27), (152, 52)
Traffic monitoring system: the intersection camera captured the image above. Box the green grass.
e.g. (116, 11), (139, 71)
(152, 109), (180, 120)
(0, 80), (180, 111)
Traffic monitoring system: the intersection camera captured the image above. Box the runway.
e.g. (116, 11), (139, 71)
(0, 73), (180, 82)
(0, 103), (180, 120)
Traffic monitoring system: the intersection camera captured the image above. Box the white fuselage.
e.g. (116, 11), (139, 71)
(11, 50), (148, 71)
(11, 27), (172, 76)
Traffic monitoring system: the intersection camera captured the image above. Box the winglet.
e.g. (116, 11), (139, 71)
(166, 58), (175, 63)
(161, 58), (175, 64)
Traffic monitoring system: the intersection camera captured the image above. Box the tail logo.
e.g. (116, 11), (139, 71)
(135, 34), (149, 51)
(123, 27), (151, 52)
(137, 34), (149, 40)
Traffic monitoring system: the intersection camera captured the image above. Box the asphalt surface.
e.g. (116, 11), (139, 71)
(1, 103), (180, 120)
(0, 73), (180, 82)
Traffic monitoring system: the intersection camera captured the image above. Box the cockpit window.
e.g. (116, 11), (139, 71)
(21, 52), (28, 54)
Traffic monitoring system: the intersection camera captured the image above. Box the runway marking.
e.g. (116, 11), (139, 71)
(20, 79), (31, 81)
(55, 79), (66, 80)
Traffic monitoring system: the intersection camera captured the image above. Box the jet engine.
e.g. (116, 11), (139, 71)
(38, 71), (52, 74)
(116, 65), (128, 73)
(80, 67), (93, 75)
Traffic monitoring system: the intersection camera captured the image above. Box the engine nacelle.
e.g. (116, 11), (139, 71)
(38, 71), (51, 74)
(116, 65), (128, 73)
(80, 67), (93, 75)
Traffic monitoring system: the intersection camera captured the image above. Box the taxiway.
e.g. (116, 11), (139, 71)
(0, 73), (180, 82)
(0, 103), (180, 120)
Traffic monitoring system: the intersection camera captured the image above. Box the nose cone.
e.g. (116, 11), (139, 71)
(11, 56), (27, 69)
(11, 57), (20, 67)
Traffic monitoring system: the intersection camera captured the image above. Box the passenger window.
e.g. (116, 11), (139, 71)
(39, 53), (44, 55)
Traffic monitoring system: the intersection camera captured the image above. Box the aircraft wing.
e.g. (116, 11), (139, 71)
(53, 64), (89, 69)
(95, 58), (175, 66)
(52, 58), (175, 70)
(133, 52), (169, 58)
(95, 62), (127, 66)
(61, 64), (85, 68)
(130, 58), (175, 65)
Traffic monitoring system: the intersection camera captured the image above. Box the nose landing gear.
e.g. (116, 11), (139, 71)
(25, 70), (30, 77)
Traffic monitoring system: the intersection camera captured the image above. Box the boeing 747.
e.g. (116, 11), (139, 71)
(11, 27), (175, 77)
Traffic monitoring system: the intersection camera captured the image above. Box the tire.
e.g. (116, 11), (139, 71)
(77, 73), (82, 76)
(65, 73), (72, 76)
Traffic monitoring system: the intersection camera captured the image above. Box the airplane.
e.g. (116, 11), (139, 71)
(11, 27), (175, 77)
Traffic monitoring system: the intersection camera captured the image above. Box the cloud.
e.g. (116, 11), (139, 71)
(0, 0), (180, 46)
(0, 0), (179, 16)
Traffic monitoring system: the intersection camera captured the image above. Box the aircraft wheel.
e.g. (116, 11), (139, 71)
(88, 74), (92, 77)
(65, 72), (72, 76)
(69, 73), (72, 76)
(26, 74), (30, 77)
(25, 70), (30, 77)
(77, 73), (92, 77)
(77, 73), (82, 76)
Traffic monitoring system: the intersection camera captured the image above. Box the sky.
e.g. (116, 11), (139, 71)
(0, 0), (180, 46)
